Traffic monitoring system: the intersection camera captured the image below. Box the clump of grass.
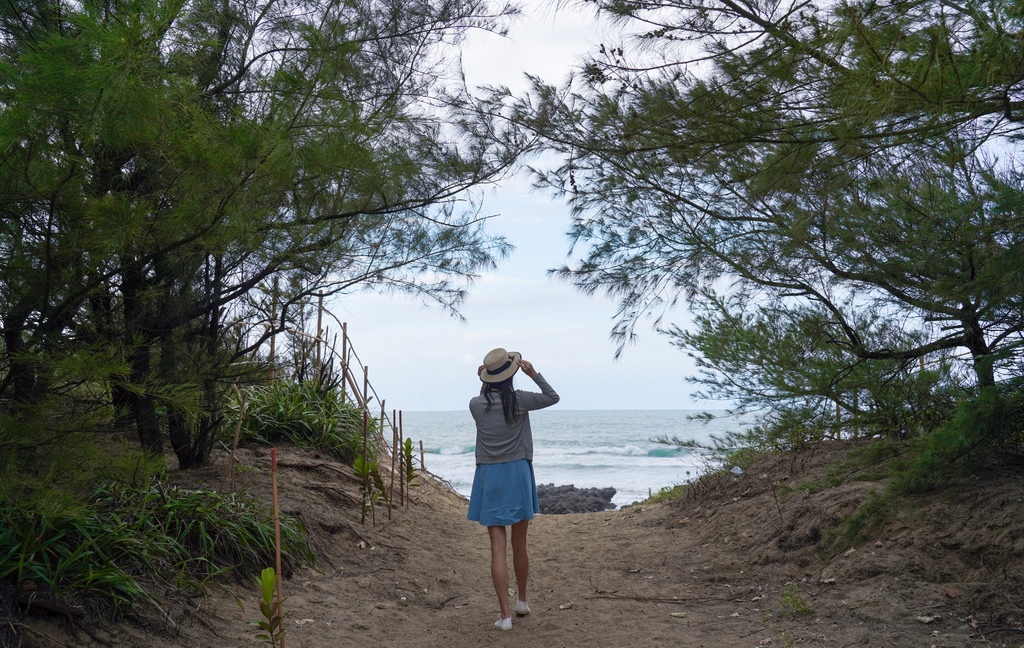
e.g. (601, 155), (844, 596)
(646, 483), (690, 503)
(239, 380), (375, 464)
(0, 496), (151, 612)
(780, 582), (813, 617)
(90, 481), (314, 584)
(827, 387), (1024, 551)
(0, 480), (314, 616)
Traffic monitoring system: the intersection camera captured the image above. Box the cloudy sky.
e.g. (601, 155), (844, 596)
(327, 1), (711, 413)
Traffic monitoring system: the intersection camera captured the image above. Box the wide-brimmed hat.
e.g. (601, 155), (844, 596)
(479, 348), (522, 383)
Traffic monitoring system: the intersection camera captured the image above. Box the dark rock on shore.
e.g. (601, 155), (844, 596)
(537, 483), (617, 514)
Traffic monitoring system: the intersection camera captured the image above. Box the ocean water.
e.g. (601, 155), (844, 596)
(403, 409), (751, 508)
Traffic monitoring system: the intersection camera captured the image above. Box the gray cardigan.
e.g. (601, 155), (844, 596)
(469, 373), (559, 465)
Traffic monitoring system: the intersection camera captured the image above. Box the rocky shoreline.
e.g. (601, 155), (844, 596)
(537, 483), (617, 514)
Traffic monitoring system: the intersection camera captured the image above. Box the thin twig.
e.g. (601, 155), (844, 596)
(431, 595), (460, 610)
(766, 475), (784, 526)
(11, 622), (66, 646)
(587, 593), (732, 604)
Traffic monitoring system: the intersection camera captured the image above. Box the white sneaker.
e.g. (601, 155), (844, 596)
(515, 600), (531, 616)
(494, 616), (512, 631)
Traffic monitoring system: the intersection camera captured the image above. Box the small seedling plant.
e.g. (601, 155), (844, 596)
(402, 438), (419, 491)
(254, 567), (286, 647)
(780, 582), (813, 617)
(354, 455), (388, 525)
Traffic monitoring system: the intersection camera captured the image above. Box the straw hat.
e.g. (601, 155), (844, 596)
(479, 348), (522, 383)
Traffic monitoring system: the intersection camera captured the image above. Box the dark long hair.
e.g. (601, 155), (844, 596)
(482, 376), (518, 425)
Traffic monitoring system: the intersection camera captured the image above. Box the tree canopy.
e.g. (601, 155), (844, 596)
(0, 0), (525, 466)
(511, 0), (1024, 437)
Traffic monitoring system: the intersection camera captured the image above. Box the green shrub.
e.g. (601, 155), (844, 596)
(0, 495), (150, 611)
(239, 381), (375, 463)
(829, 386), (1024, 550)
(645, 483), (690, 503)
(895, 386), (1024, 493)
(0, 481), (314, 615)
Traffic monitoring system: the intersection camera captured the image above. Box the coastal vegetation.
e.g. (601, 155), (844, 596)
(504, 0), (1024, 515)
(0, 0), (1023, 641)
(0, 0), (521, 635)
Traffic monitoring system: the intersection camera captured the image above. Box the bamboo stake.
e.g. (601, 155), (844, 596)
(398, 413), (405, 507)
(344, 369), (366, 408)
(388, 408), (397, 519)
(315, 292), (324, 378)
(419, 439), (425, 472)
(271, 448), (286, 648)
(363, 365), (369, 406)
(395, 413), (403, 505)
(361, 410), (369, 525)
(269, 278), (278, 383)
(225, 384), (246, 491)
(341, 322), (348, 401)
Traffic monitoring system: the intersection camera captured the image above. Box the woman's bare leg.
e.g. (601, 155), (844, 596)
(510, 519), (530, 605)
(488, 525), (511, 620)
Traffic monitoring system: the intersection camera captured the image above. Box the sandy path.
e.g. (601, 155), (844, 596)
(275, 481), (723, 648)
(177, 473), (974, 648)
(41, 445), (1006, 648)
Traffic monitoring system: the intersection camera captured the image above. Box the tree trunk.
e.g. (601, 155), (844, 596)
(963, 317), (995, 389)
(129, 343), (163, 453)
(168, 408), (192, 468)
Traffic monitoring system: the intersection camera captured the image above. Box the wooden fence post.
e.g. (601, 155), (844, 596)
(226, 384), (245, 491)
(268, 277), (278, 382)
(363, 365), (369, 408)
(341, 322), (348, 400)
(388, 408), (397, 519)
(360, 410), (368, 525)
(271, 448), (286, 648)
(315, 292), (324, 378)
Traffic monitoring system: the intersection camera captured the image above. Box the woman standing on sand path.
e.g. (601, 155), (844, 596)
(468, 348), (559, 631)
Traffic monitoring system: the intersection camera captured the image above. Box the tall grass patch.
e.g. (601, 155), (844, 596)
(0, 480), (313, 617)
(239, 380), (375, 463)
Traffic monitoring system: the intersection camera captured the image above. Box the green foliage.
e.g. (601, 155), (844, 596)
(0, 480), (313, 615)
(253, 567), (286, 647)
(828, 489), (898, 550)
(517, 0), (1024, 477)
(89, 482), (315, 583)
(780, 582), (813, 617)
(813, 441), (903, 491)
(240, 381), (374, 464)
(0, 0), (522, 466)
(0, 427), (167, 505)
(402, 437), (420, 490)
(895, 387), (1024, 493)
(0, 497), (151, 612)
(353, 455), (388, 525)
(829, 386), (1024, 548)
(645, 482), (690, 503)
(666, 294), (970, 448)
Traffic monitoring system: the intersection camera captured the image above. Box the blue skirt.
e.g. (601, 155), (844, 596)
(467, 459), (539, 527)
